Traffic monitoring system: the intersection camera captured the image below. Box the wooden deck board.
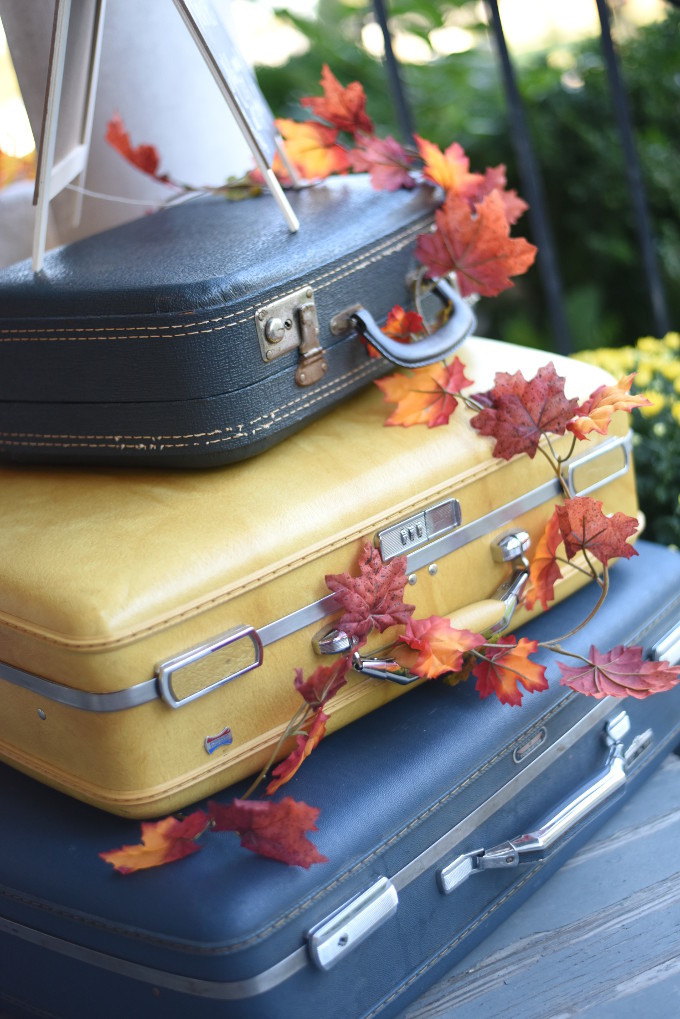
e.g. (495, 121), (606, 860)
(401, 753), (680, 1018)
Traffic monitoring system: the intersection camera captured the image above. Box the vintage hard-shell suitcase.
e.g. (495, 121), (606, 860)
(0, 176), (476, 468)
(0, 541), (679, 1019)
(0, 336), (640, 818)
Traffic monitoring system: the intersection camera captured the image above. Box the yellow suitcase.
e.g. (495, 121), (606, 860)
(0, 337), (640, 816)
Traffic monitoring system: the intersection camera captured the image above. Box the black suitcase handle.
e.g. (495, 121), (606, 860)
(351, 277), (476, 368)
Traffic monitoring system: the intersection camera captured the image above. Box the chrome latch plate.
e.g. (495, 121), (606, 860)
(255, 287), (328, 387)
(307, 877), (398, 970)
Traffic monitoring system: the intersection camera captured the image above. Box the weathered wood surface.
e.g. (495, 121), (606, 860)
(401, 752), (680, 1018)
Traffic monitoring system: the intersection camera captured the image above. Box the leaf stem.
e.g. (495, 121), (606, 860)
(240, 702), (311, 801)
(539, 566), (609, 647)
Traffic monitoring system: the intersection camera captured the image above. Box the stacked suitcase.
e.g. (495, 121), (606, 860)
(1, 542), (680, 1019)
(0, 176), (676, 1018)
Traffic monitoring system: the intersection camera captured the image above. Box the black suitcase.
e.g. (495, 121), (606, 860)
(0, 177), (475, 468)
(1, 539), (679, 1018)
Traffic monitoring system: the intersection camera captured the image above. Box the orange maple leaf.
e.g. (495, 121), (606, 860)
(415, 135), (483, 197)
(522, 510), (563, 611)
(362, 304), (425, 359)
(415, 190), (537, 298)
(301, 64), (374, 136)
(105, 114), (169, 182)
(99, 810), (209, 874)
(375, 357), (473, 428)
(266, 710), (328, 795)
(275, 118), (350, 180)
(558, 644), (680, 699)
(567, 374), (652, 440)
(473, 637), (549, 706)
(398, 615), (484, 679)
(209, 797), (328, 868)
(467, 165), (528, 225)
(555, 496), (638, 567)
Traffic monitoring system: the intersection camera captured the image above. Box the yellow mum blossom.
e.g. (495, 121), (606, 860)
(672, 402), (680, 427)
(639, 390), (666, 417)
(663, 332), (680, 351)
(659, 361), (680, 382)
(635, 365), (653, 388)
(637, 336), (663, 354)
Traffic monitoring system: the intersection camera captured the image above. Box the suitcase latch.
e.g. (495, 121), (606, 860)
(255, 286), (328, 386)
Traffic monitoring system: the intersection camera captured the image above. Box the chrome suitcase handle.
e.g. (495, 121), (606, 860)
(438, 711), (635, 894)
(350, 277), (476, 368)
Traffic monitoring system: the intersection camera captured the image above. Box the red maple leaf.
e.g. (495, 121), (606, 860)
(209, 797), (328, 868)
(275, 118), (350, 180)
(266, 710), (328, 795)
(470, 363), (579, 460)
(414, 190), (536, 298)
(558, 645), (680, 699)
(325, 542), (415, 641)
(398, 615), (484, 679)
(522, 510), (564, 611)
(99, 810), (209, 874)
(350, 135), (417, 191)
(374, 357), (473, 428)
(301, 64), (374, 136)
(466, 164), (528, 225)
(567, 374), (652, 440)
(555, 496), (638, 567)
(294, 656), (351, 708)
(105, 114), (169, 182)
(473, 637), (549, 706)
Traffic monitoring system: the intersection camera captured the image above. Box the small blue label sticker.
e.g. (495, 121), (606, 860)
(204, 725), (233, 755)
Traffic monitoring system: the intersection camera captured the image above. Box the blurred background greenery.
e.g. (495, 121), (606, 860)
(251, 0), (679, 354)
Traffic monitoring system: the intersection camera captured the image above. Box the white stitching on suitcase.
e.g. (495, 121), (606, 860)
(0, 362), (383, 452)
(0, 217), (432, 341)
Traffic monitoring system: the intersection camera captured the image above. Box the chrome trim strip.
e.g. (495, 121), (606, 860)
(0, 660), (158, 712)
(0, 432), (632, 711)
(0, 915), (308, 999)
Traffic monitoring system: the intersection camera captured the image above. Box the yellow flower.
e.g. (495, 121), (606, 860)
(663, 332), (680, 351)
(672, 402), (680, 427)
(639, 390), (666, 417)
(635, 365), (653, 388)
(637, 336), (663, 354)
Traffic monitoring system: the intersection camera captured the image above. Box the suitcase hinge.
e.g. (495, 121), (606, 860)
(255, 286), (328, 387)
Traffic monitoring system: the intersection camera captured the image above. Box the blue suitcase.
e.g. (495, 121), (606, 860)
(1, 539), (679, 1019)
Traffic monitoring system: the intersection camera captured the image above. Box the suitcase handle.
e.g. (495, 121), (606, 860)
(350, 277), (476, 368)
(438, 710), (633, 894)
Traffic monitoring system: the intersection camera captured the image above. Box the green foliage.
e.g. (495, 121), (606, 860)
(576, 333), (680, 547)
(255, 2), (680, 352)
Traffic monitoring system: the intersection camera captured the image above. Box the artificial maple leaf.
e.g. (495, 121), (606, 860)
(567, 374), (652, 440)
(398, 615), (484, 679)
(468, 165), (528, 225)
(415, 135), (483, 197)
(375, 357), (473, 428)
(558, 644), (680, 699)
(555, 496), (638, 567)
(414, 190), (537, 298)
(105, 114), (168, 182)
(209, 797), (328, 868)
(294, 655), (351, 708)
(469, 362), (579, 460)
(301, 64), (374, 136)
(522, 510), (564, 611)
(362, 304), (425, 359)
(383, 305), (426, 340)
(99, 810), (209, 874)
(473, 637), (549, 706)
(325, 541), (415, 641)
(0, 146), (36, 188)
(349, 134), (417, 191)
(275, 118), (350, 180)
(266, 710), (328, 795)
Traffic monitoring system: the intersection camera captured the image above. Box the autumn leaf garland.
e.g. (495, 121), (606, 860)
(106, 64), (536, 300)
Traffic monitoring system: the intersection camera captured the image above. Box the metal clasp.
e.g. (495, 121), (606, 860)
(255, 286), (328, 386)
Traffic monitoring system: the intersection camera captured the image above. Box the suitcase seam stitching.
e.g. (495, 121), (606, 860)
(0, 218), (432, 341)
